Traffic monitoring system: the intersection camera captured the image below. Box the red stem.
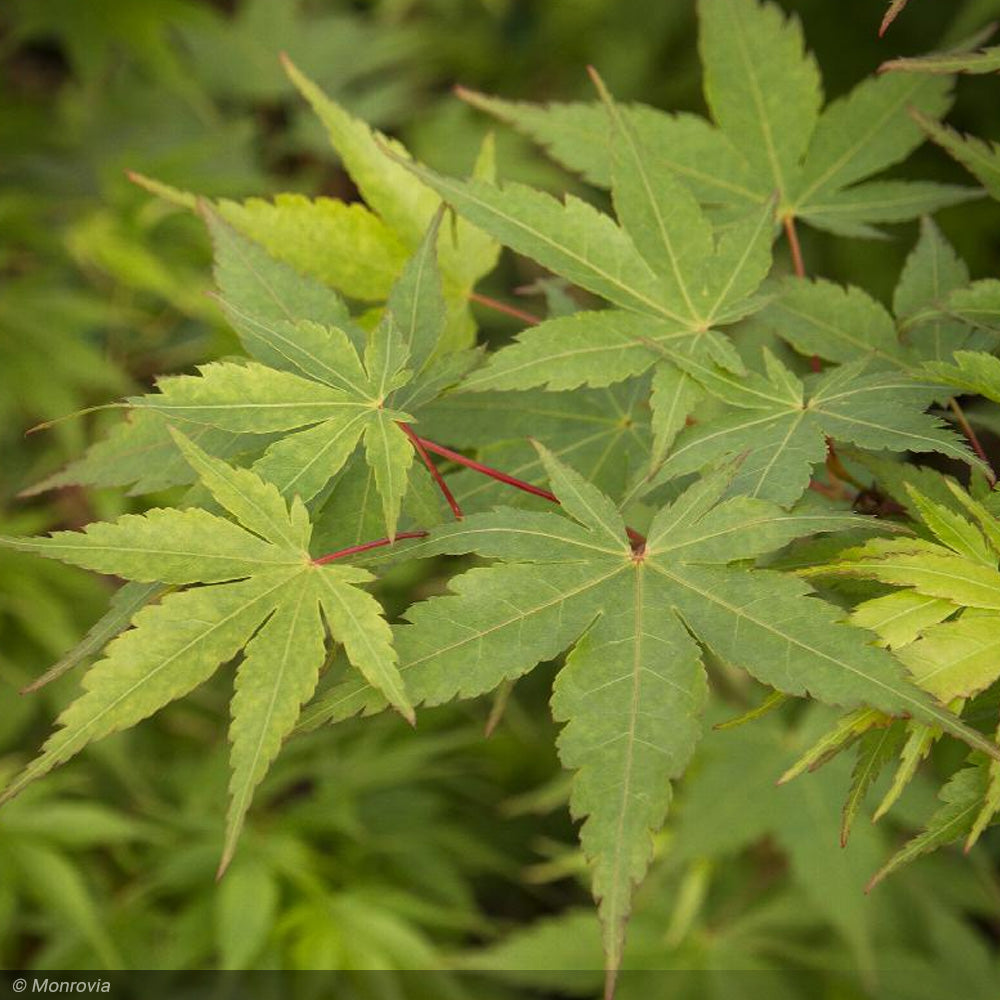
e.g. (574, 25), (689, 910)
(312, 531), (428, 565)
(469, 291), (541, 327)
(783, 215), (805, 279)
(398, 421), (463, 519)
(415, 436), (559, 502)
(414, 435), (646, 549)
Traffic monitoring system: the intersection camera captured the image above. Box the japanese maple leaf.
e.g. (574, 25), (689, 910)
(296, 446), (998, 980)
(0, 431), (411, 872)
(391, 70), (772, 404)
(457, 0), (977, 241)
(124, 209), (475, 539)
(758, 218), (1000, 373)
(644, 349), (983, 506)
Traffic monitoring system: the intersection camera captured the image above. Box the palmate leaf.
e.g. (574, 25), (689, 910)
(123, 212), (477, 539)
(645, 350), (979, 505)
(457, 0), (977, 240)
(393, 73), (767, 398)
(0, 432), (411, 873)
(786, 477), (1000, 851)
(759, 218), (996, 372)
(298, 450), (998, 976)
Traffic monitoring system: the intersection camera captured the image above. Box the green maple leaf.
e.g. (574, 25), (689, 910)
(788, 477), (1000, 848)
(758, 218), (998, 372)
(0, 432), (411, 872)
(643, 349), (979, 506)
(459, 0), (978, 240)
(391, 70), (769, 402)
(925, 349), (1000, 403)
(298, 448), (998, 975)
(120, 211), (473, 539)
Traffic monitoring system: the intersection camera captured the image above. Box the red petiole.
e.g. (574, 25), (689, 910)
(311, 433), (647, 564)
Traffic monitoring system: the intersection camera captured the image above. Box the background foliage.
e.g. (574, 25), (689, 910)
(1, 0), (999, 993)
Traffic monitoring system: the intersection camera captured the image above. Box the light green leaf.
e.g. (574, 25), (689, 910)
(699, 0), (821, 197)
(897, 609), (1000, 701)
(397, 165), (679, 322)
(968, 717), (1000, 848)
(169, 428), (311, 550)
(222, 585), (326, 871)
(799, 179), (981, 235)
(0, 439), (410, 870)
(795, 73), (953, 205)
(312, 563), (412, 724)
(461, 310), (700, 392)
(850, 590), (957, 649)
(904, 484), (995, 565)
(592, 69), (713, 325)
(363, 412), (415, 542)
(868, 764), (991, 889)
(387, 210), (447, 371)
(299, 453), (1000, 975)
(283, 56), (499, 340)
(819, 537), (1000, 609)
(760, 277), (904, 368)
(841, 723), (908, 846)
(134, 361), (365, 434)
(203, 203), (353, 341)
(0, 571), (297, 808)
(0, 508), (302, 584)
(219, 194), (408, 301)
(649, 363), (700, 462)
(552, 572), (706, 973)
(925, 350), (1000, 402)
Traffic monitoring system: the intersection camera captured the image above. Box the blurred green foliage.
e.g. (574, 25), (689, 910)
(1, 0), (998, 991)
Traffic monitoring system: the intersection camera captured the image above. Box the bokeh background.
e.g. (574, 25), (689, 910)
(1, 1), (999, 993)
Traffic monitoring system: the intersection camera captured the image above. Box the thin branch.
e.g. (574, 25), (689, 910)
(415, 435), (647, 551)
(469, 291), (541, 326)
(949, 398), (997, 485)
(398, 421), (463, 519)
(312, 531), (428, 565)
(415, 436), (559, 502)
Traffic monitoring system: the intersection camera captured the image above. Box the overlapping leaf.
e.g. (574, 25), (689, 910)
(758, 219), (998, 373)
(458, 0), (977, 239)
(786, 477), (1000, 849)
(123, 212), (476, 539)
(393, 72), (769, 399)
(0, 432), (411, 872)
(298, 448), (997, 976)
(644, 349), (979, 505)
